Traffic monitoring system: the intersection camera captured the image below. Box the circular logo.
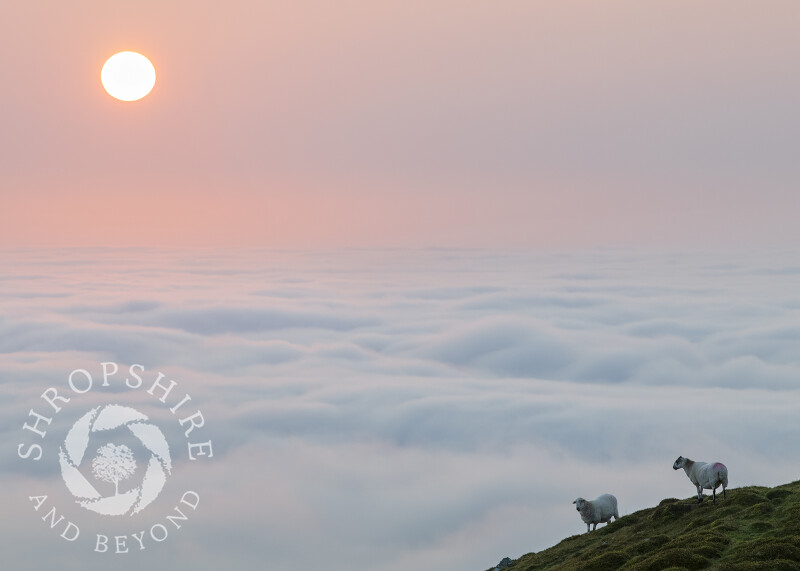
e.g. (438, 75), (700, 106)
(58, 404), (172, 516)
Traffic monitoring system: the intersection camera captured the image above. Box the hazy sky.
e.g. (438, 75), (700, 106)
(2, 1), (799, 247)
(2, 3), (800, 571)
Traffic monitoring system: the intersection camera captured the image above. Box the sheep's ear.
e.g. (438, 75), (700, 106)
(572, 500), (576, 504)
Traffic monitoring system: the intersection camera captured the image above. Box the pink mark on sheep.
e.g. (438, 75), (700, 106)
(673, 456), (729, 503)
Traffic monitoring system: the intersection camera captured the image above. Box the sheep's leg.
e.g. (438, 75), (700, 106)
(696, 484), (703, 503)
(712, 487), (716, 503)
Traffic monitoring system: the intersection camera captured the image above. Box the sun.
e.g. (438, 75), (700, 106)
(101, 52), (156, 102)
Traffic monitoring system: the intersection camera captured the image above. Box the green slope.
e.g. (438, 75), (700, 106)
(488, 479), (800, 571)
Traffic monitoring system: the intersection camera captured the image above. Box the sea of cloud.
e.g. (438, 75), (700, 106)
(1, 247), (799, 570)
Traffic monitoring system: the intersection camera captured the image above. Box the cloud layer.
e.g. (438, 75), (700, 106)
(2, 247), (800, 570)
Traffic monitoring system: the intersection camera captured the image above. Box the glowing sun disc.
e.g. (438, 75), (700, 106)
(101, 52), (156, 101)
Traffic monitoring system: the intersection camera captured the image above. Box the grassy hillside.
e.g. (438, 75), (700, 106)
(488, 479), (800, 571)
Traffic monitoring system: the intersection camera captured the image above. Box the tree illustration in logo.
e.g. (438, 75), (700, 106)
(91, 443), (137, 496)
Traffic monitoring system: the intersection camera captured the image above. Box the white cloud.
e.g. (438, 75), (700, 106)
(1, 248), (800, 570)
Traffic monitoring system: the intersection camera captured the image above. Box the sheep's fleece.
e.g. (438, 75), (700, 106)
(573, 494), (619, 532)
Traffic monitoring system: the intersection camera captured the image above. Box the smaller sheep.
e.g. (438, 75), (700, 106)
(673, 456), (728, 503)
(573, 494), (619, 532)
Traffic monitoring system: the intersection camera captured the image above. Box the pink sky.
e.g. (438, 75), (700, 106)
(2, 1), (799, 247)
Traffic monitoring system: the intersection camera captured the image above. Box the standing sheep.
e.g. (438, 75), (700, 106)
(673, 456), (728, 503)
(573, 494), (619, 532)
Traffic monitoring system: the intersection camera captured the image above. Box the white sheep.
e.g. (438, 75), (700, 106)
(572, 494), (619, 532)
(673, 456), (728, 503)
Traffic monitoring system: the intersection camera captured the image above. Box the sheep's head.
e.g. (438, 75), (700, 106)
(673, 456), (686, 470)
(573, 498), (586, 512)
